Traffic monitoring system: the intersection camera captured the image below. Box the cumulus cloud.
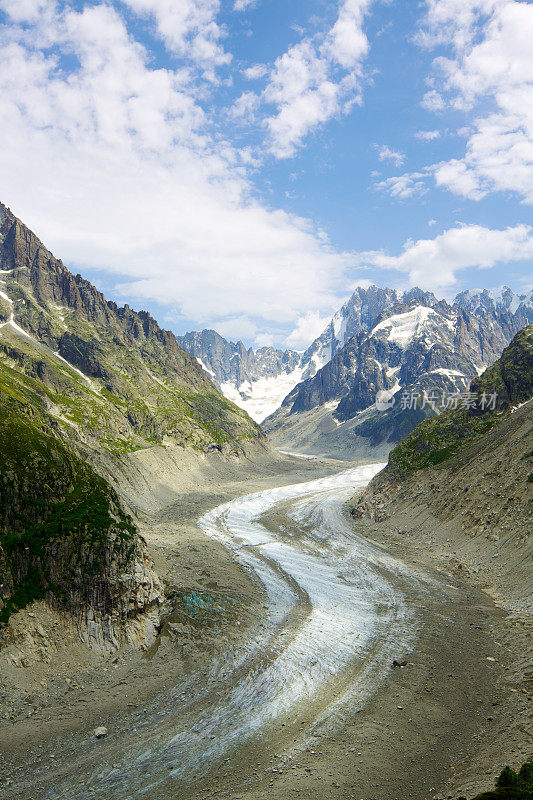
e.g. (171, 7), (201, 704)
(234, 0), (259, 11)
(420, 89), (445, 111)
(0, 2), (353, 344)
(374, 171), (430, 199)
(415, 129), (441, 141)
(419, 0), (533, 203)
(360, 223), (533, 290)
(119, 0), (231, 78)
(243, 63), (268, 80)
(229, 91), (260, 119)
(262, 0), (373, 158)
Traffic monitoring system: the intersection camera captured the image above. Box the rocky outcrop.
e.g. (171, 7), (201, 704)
(0, 389), (163, 651)
(177, 329), (301, 388)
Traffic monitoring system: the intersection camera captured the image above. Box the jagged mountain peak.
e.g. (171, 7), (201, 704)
(454, 285), (533, 319)
(263, 284), (529, 458)
(177, 283), (530, 427)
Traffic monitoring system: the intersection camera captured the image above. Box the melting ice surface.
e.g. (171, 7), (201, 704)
(46, 464), (426, 799)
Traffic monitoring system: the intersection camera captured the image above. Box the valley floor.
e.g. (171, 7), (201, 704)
(0, 450), (529, 800)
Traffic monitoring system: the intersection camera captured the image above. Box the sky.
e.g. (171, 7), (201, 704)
(0, 0), (532, 350)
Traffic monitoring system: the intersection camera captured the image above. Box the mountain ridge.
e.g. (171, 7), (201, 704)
(179, 284), (532, 429)
(261, 285), (531, 456)
(0, 201), (265, 649)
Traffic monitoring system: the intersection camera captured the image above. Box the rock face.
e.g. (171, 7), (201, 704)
(263, 285), (532, 455)
(177, 329), (301, 387)
(176, 329), (304, 422)
(0, 390), (163, 652)
(177, 288), (438, 423)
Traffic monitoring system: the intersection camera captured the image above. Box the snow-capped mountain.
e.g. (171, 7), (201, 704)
(179, 284), (530, 438)
(262, 285), (530, 457)
(454, 286), (533, 320)
(177, 286), (440, 422)
(175, 329), (305, 422)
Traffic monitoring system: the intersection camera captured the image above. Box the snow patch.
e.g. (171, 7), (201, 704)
(511, 399), (531, 413)
(371, 306), (438, 349)
(0, 310), (100, 394)
(332, 311), (347, 343)
(428, 368), (465, 378)
(196, 357), (216, 380)
(220, 365), (305, 422)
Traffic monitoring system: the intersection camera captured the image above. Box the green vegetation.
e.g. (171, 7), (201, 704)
(388, 408), (497, 474)
(458, 760), (533, 800)
(0, 201), (264, 631)
(388, 324), (533, 475)
(0, 388), (138, 625)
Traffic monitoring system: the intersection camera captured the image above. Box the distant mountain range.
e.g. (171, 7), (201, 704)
(179, 285), (533, 455)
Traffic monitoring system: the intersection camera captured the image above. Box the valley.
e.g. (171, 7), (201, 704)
(0, 203), (531, 800)
(0, 456), (515, 800)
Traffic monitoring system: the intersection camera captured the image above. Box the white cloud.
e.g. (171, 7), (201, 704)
(262, 0), (373, 158)
(0, 2), (355, 344)
(324, 0), (371, 69)
(210, 316), (258, 340)
(234, 0), (259, 11)
(119, 0), (231, 78)
(286, 311), (332, 350)
(243, 63), (267, 80)
(415, 129), (441, 141)
(419, 0), (533, 203)
(360, 223), (533, 290)
(374, 171), (430, 199)
(421, 89), (445, 111)
(229, 91), (260, 119)
(374, 144), (405, 166)
(254, 332), (275, 348)
(0, 0), (52, 23)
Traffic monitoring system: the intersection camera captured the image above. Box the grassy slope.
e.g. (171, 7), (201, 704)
(387, 324), (533, 476)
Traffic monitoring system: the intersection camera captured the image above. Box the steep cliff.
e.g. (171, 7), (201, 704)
(0, 385), (162, 651)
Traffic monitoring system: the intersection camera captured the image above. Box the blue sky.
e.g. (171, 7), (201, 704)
(0, 0), (531, 348)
